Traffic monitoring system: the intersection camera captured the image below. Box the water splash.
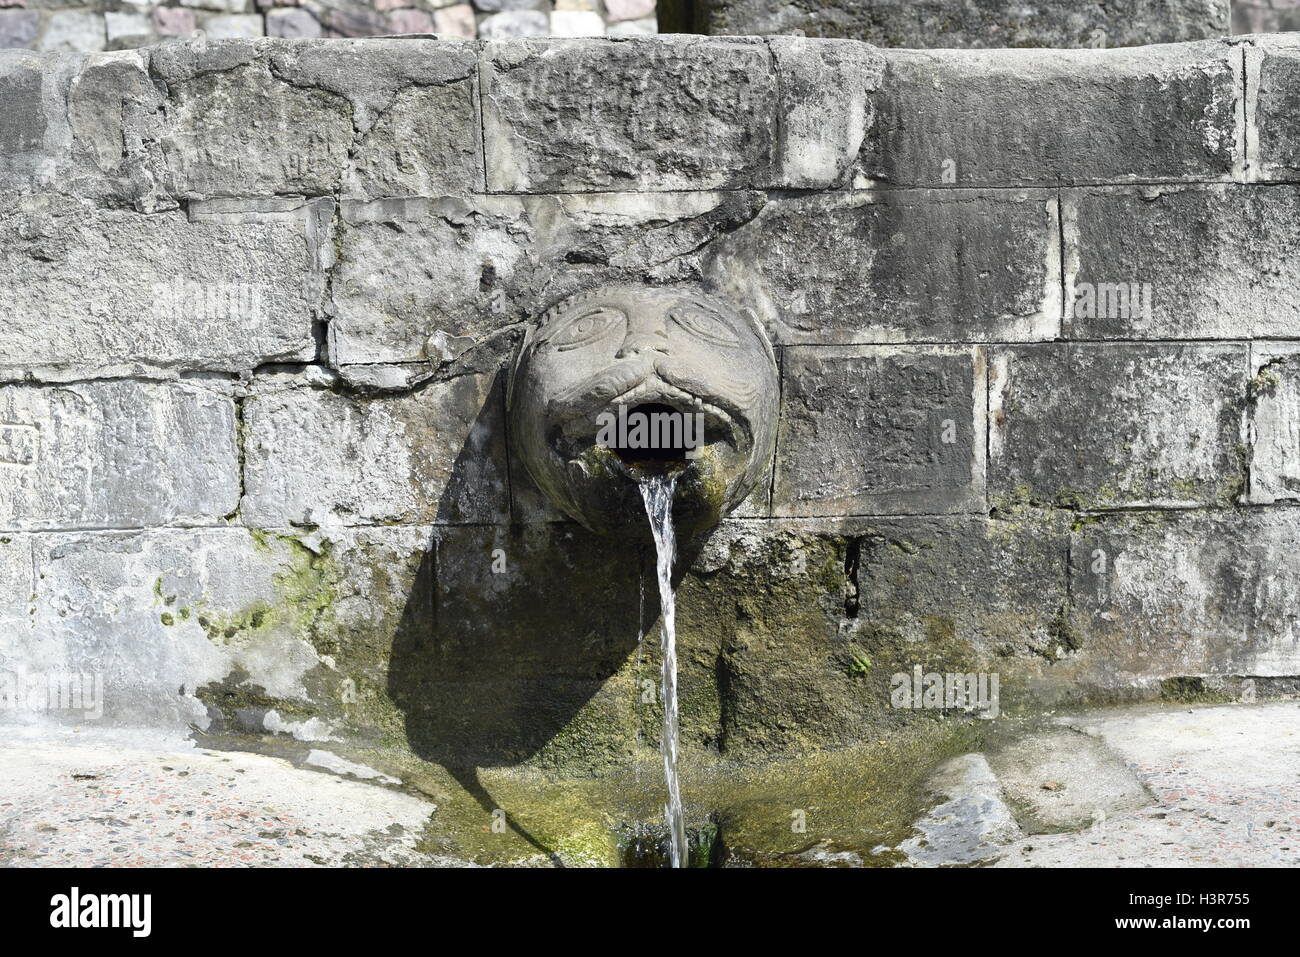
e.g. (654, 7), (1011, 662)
(639, 471), (686, 868)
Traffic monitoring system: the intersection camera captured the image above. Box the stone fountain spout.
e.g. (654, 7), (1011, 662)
(507, 285), (780, 539)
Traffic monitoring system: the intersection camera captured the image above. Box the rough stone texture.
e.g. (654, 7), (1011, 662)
(768, 36), (884, 190)
(266, 7), (323, 36)
(0, 10), (38, 49)
(994, 704), (1300, 867)
(863, 43), (1239, 188)
(704, 190), (1060, 346)
(773, 346), (986, 517)
(989, 343), (1248, 510)
(4, 36), (1300, 784)
(241, 372), (510, 527)
(1249, 36), (1300, 181)
(342, 81), (482, 199)
(986, 730), (1153, 834)
(1249, 342), (1300, 504)
(0, 732), (439, 867)
(853, 513), (1072, 665)
(328, 191), (766, 364)
(699, 0), (1230, 48)
(1069, 509), (1300, 678)
(0, 381), (239, 532)
(154, 46), (354, 199)
(1, 51), (159, 205)
(1065, 185), (1300, 339)
(0, 193), (325, 376)
(898, 754), (1022, 866)
(477, 9), (549, 37)
(40, 11), (106, 52)
(481, 36), (777, 192)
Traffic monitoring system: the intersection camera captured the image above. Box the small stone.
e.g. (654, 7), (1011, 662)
(38, 11), (106, 52)
(373, 0), (406, 10)
(104, 11), (153, 47)
(387, 9), (434, 33)
(316, 6), (388, 36)
(1042, 781), (1065, 792)
(477, 9), (547, 38)
(472, 0), (537, 11)
(607, 15), (655, 35)
(432, 3), (475, 37)
(549, 10), (604, 35)
(200, 13), (265, 38)
(180, 0), (250, 12)
(265, 7), (321, 38)
(0, 7), (36, 47)
(603, 0), (655, 22)
(152, 7), (197, 34)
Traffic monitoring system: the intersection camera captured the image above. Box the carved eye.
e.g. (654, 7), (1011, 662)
(551, 307), (625, 351)
(670, 305), (740, 347)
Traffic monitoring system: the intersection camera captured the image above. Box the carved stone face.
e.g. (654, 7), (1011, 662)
(508, 285), (779, 538)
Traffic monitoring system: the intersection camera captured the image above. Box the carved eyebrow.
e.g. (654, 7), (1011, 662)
(537, 303), (626, 345)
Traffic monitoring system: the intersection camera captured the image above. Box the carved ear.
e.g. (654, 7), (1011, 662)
(506, 322), (535, 412)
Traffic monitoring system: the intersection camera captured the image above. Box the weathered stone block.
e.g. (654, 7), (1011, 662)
(1247, 343), (1300, 505)
(265, 38), (479, 133)
(1, 526), (432, 732)
(0, 10), (38, 50)
(329, 191), (766, 364)
(1248, 37), (1300, 182)
(66, 52), (163, 190)
(1065, 185), (1300, 339)
(699, 0), (1230, 49)
(480, 36), (777, 192)
(152, 43), (353, 198)
(704, 189), (1059, 345)
(241, 372), (510, 526)
(0, 533), (33, 635)
(768, 36), (884, 190)
(0, 381), (239, 531)
(862, 42), (1239, 187)
(679, 523), (875, 757)
(342, 81), (482, 199)
(40, 11), (107, 53)
(773, 346), (986, 517)
(989, 343), (1247, 510)
(0, 194), (324, 376)
(0, 51), (47, 161)
(856, 513), (1072, 663)
(1069, 508), (1300, 680)
(478, 10), (549, 40)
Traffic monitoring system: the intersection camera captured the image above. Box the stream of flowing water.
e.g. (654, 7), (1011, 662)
(639, 471), (687, 868)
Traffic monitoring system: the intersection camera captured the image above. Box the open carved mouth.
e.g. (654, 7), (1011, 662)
(549, 378), (747, 474)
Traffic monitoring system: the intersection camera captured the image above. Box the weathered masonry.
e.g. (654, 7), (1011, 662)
(3, 35), (1300, 773)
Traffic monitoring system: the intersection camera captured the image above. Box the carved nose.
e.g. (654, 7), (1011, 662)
(616, 330), (668, 359)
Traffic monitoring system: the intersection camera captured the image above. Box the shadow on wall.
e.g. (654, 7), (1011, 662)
(384, 369), (652, 778)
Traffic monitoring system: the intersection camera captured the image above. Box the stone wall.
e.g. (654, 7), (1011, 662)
(0, 0), (656, 52)
(692, 0), (1232, 46)
(4, 35), (1300, 773)
(1235, 0), (1300, 33)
